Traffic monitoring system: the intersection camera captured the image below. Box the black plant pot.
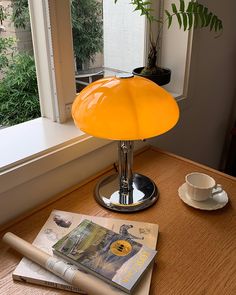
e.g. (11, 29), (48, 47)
(132, 67), (171, 86)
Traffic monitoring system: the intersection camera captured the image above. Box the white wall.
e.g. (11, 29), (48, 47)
(149, 0), (236, 169)
(103, 0), (146, 72)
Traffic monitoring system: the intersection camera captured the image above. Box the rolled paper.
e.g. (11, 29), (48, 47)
(3, 232), (124, 295)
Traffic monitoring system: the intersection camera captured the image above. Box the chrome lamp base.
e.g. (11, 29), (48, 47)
(94, 173), (159, 212)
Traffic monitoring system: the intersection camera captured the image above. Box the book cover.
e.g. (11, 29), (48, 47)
(13, 209), (158, 294)
(52, 219), (157, 293)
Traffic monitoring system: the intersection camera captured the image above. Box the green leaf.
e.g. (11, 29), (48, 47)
(192, 2), (198, 13)
(203, 7), (208, 15)
(180, 0), (185, 13)
(214, 19), (220, 32)
(176, 13), (182, 29)
(210, 15), (217, 31)
(188, 13), (193, 30)
(198, 6), (205, 27)
(187, 1), (194, 13)
(171, 3), (182, 29)
(142, 1), (152, 5)
(217, 20), (223, 31)
(197, 3), (203, 14)
(171, 3), (178, 14)
(205, 12), (212, 27)
(165, 10), (172, 28)
(133, 6), (140, 11)
(182, 13), (188, 31)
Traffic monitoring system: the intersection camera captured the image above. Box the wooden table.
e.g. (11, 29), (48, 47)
(0, 148), (235, 295)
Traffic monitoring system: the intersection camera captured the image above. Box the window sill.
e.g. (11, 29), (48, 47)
(0, 117), (110, 194)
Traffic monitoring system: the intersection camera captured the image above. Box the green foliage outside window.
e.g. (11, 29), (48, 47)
(0, 0), (39, 127)
(71, 0), (103, 71)
(0, 37), (15, 72)
(11, 0), (30, 29)
(0, 53), (40, 126)
(0, 4), (8, 24)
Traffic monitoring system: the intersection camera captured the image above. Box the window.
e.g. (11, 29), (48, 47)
(103, 1), (146, 73)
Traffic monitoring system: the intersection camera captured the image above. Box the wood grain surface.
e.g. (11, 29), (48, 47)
(0, 148), (235, 295)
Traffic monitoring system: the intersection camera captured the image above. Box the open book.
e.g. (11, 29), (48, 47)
(13, 209), (159, 294)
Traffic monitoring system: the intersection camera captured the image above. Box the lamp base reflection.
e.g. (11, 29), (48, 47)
(94, 173), (159, 212)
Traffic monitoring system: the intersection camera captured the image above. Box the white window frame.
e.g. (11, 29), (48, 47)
(29, 0), (76, 122)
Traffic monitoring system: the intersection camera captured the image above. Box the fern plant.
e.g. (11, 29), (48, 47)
(115, 0), (223, 75)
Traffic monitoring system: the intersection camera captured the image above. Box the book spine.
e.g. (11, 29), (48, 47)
(12, 274), (85, 294)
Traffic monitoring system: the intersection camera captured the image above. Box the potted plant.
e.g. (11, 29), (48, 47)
(115, 0), (223, 86)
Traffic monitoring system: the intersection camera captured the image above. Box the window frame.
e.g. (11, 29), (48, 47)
(29, 0), (76, 123)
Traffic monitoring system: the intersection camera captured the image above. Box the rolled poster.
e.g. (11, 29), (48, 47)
(3, 232), (124, 295)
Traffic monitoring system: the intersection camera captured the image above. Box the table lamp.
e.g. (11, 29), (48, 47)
(72, 73), (179, 212)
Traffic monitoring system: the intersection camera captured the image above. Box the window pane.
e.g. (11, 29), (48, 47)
(71, 0), (104, 92)
(0, 0), (40, 128)
(71, 0), (145, 92)
(103, 1), (146, 73)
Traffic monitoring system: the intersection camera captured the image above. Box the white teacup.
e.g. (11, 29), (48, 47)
(185, 172), (223, 202)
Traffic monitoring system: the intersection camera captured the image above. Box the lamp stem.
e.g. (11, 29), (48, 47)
(118, 141), (134, 204)
(95, 141), (158, 211)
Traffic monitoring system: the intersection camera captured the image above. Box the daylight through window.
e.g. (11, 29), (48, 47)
(71, 0), (146, 92)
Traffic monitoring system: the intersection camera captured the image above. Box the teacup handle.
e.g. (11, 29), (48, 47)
(212, 184), (223, 196)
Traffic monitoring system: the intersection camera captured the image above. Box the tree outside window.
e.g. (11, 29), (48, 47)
(71, 0), (103, 72)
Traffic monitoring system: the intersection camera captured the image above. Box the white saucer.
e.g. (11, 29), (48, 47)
(178, 182), (228, 210)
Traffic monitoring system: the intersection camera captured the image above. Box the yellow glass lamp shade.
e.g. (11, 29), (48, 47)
(72, 75), (179, 140)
